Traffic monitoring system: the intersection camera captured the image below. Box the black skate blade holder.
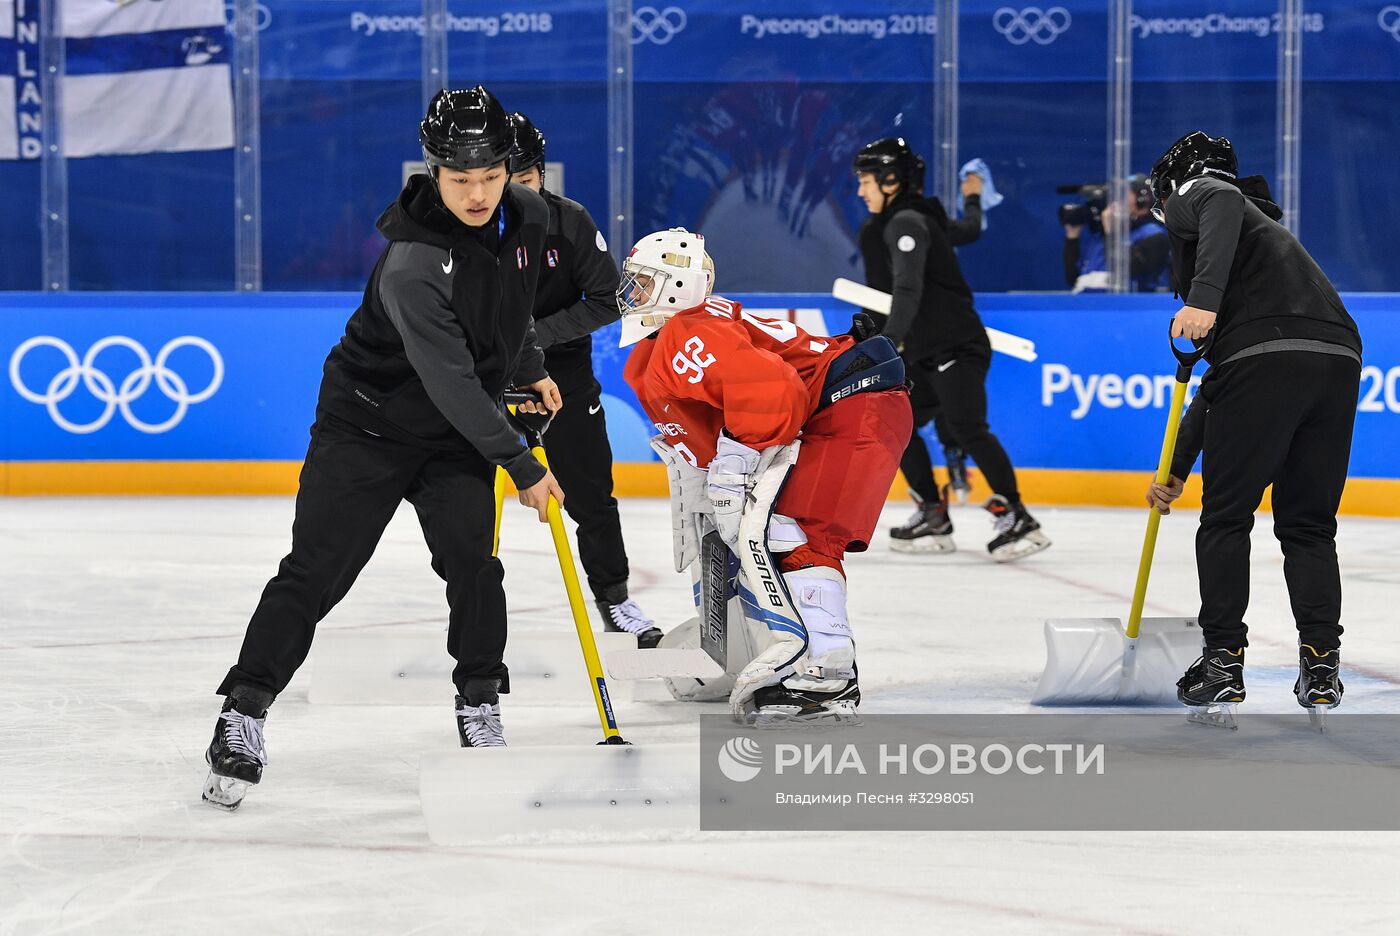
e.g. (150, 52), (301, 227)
(500, 389), (632, 746)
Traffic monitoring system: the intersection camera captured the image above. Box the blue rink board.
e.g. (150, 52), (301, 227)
(1, 292), (1396, 480)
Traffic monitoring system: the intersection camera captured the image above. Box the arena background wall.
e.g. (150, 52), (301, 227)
(4, 292), (1397, 516)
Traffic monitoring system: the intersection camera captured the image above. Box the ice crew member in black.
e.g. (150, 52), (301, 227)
(505, 113), (663, 647)
(1143, 132), (1362, 717)
(202, 86), (562, 808)
(853, 138), (1050, 561)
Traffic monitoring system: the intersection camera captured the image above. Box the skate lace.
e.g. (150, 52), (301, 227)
(219, 710), (267, 765)
(990, 507), (1016, 535)
(607, 598), (656, 636)
(458, 703), (505, 747)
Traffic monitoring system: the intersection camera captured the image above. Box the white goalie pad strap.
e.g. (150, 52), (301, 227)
(651, 436), (713, 572)
(785, 567), (855, 680)
(729, 442), (806, 718)
(766, 513), (807, 553)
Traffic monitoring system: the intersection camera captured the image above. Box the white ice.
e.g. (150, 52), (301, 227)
(3, 496), (1400, 934)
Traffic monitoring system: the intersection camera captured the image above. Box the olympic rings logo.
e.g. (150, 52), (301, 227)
(9, 336), (224, 435)
(993, 6), (1072, 45)
(631, 5), (687, 45)
(1380, 7), (1400, 42)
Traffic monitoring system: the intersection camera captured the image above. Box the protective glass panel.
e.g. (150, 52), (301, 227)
(958, 0), (1108, 292)
(1301, 1), (1398, 291)
(1128, 0), (1282, 295)
(257, 1), (421, 290)
(629, 1), (938, 292)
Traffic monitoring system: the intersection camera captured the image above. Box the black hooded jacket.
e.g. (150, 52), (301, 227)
(1165, 175), (1362, 478)
(528, 189), (621, 393)
(317, 176), (551, 489)
(1164, 174), (1361, 365)
(859, 191), (988, 363)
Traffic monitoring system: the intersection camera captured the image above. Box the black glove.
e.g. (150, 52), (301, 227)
(847, 312), (877, 341)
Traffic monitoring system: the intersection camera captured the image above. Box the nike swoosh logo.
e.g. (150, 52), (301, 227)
(441, 253), (454, 275)
(589, 403), (602, 415)
(937, 360), (956, 373)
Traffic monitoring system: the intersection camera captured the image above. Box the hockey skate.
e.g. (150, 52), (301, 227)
(889, 488), (955, 554)
(1295, 644), (1343, 732)
(455, 679), (506, 748)
(750, 675), (861, 729)
(202, 687), (272, 811)
(1178, 647), (1245, 730)
(944, 447), (972, 504)
(984, 495), (1051, 562)
(597, 584), (663, 648)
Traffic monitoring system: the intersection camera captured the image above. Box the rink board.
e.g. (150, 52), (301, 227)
(4, 292), (1399, 513)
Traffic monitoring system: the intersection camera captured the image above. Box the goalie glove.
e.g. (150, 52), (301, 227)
(650, 436), (713, 572)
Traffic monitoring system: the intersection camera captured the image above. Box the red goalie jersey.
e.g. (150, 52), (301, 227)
(623, 296), (855, 468)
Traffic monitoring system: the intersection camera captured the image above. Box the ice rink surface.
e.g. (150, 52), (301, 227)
(4, 495), (1400, 935)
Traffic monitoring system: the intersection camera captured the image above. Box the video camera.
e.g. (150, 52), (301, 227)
(1056, 183), (1109, 228)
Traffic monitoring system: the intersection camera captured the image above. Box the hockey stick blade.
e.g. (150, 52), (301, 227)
(831, 278), (1037, 362)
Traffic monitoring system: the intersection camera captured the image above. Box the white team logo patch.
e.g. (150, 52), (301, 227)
(897, 235), (917, 252)
(1178, 178), (1199, 196)
(596, 230), (608, 252)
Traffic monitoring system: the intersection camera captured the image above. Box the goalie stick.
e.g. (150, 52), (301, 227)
(831, 278), (1037, 362)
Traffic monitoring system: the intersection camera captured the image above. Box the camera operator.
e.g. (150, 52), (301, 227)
(1061, 176), (1170, 293)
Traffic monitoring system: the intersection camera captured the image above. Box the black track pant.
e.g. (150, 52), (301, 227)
(1196, 352), (1359, 652)
(901, 346), (1020, 504)
(218, 412), (510, 698)
(542, 379), (630, 602)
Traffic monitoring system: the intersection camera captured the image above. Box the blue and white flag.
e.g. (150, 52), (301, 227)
(1, 0), (233, 160)
(1, 1), (17, 159)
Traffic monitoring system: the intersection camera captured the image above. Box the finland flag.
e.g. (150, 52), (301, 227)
(1, 0), (233, 160)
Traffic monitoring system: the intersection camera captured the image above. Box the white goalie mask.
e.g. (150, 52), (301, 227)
(617, 227), (715, 347)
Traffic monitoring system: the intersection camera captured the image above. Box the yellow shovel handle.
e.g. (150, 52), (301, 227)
(491, 466), (506, 557)
(531, 445), (623, 741)
(1126, 377), (1190, 639)
(494, 426), (623, 741)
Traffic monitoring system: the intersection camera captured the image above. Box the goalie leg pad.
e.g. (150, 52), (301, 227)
(729, 443), (810, 720)
(781, 566), (855, 694)
(651, 436), (713, 572)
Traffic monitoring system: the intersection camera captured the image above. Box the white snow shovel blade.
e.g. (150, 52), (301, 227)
(308, 632), (636, 706)
(420, 743), (699, 843)
(606, 647), (725, 680)
(1032, 617), (1202, 706)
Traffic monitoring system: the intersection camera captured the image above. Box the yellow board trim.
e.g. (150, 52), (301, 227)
(6, 460), (1400, 517)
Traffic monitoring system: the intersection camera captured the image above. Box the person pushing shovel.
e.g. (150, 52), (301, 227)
(1144, 131), (1362, 729)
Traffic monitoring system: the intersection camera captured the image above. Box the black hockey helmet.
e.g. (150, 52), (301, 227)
(507, 112), (546, 175)
(420, 86), (514, 178)
(852, 137), (926, 192)
(1148, 131), (1237, 210)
